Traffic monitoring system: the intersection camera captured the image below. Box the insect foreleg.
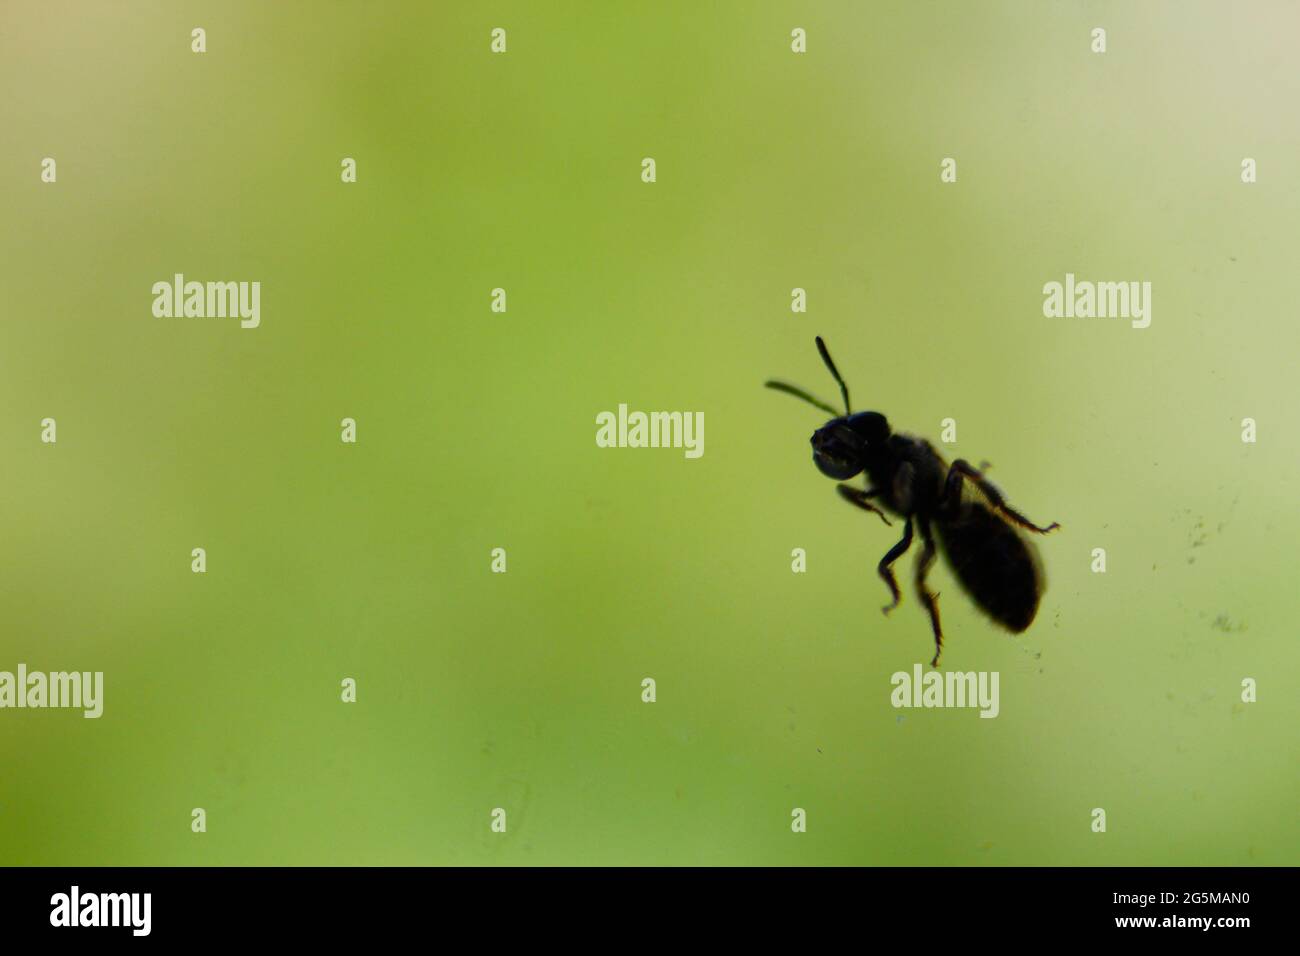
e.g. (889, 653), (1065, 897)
(836, 484), (892, 526)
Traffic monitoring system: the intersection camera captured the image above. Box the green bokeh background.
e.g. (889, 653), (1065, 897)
(1, 1), (1296, 865)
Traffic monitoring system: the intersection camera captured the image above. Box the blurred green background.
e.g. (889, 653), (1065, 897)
(1, 1), (1296, 865)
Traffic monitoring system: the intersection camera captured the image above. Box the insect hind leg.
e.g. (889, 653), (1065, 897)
(944, 459), (1060, 534)
(915, 518), (944, 667)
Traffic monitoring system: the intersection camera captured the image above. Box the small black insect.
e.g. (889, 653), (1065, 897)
(766, 336), (1060, 667)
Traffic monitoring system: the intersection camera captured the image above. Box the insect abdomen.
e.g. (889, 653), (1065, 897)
(936, 504), (1044, 633)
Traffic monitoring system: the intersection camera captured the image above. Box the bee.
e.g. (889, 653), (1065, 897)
(766, 336), (1060, 667)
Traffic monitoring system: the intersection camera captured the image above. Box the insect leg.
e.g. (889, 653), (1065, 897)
(943, 459), (1060, 534)
(836, 484), (892, 526)
(914, 517), (944, 667)
(876, 517), (913, 614)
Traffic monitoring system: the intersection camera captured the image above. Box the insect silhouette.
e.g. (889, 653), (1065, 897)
(766, 336), (1060, 667)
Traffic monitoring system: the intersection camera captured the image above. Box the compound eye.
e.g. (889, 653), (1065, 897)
(811, 423), (863, 480)
(813, 451), (862, 480)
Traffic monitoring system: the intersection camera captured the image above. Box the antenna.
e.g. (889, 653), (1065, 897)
(763, 380), (840, 417)
(815, 336), (851, 414)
